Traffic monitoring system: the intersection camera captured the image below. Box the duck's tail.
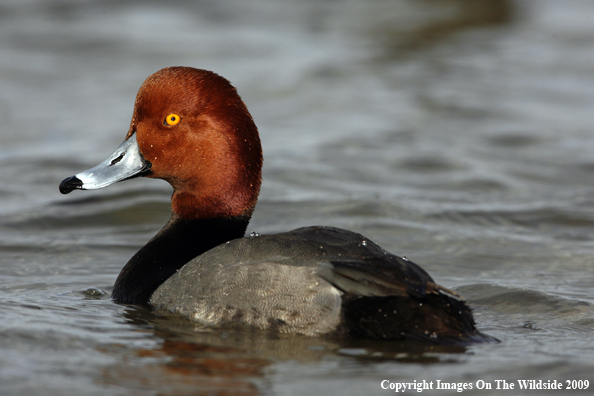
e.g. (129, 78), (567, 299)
(339, 292), (496, 344)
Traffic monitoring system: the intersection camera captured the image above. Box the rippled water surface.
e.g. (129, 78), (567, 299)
(2, 0), (594, 395)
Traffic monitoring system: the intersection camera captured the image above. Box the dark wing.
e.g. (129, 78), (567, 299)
(276, 226), (451, 300)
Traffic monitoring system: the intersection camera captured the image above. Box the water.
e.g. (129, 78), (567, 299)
(1, 0), (594, 394)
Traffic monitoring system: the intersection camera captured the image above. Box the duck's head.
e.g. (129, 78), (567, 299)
(60, 67), (263, 220)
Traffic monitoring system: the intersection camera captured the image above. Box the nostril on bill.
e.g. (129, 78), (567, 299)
(110, 153), (125, 166)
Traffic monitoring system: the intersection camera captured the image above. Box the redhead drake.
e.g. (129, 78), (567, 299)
(60, 66), (490, 343)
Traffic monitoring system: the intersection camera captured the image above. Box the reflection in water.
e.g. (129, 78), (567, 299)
(125, 306), (469, 361)
(101, 342), (264, 396)
(96, 306), (470, 393)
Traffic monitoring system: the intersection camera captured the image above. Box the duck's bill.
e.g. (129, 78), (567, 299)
(59, 133), (151, 195)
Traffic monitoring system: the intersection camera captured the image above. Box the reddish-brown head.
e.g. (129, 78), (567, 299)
(126, 67), (262, 220)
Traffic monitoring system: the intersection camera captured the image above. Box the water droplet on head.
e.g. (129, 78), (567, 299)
(402, 256), (408, 261)
(250, 231), (260, 237)
(361, 240), (367, 246)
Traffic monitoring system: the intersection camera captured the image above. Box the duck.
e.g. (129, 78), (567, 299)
(59, 66), (490, 343)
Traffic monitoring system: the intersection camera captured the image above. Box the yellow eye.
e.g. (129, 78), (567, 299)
(164, 113), (181, 126)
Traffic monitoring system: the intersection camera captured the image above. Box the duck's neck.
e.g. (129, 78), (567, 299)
(112, 212), (250, 304)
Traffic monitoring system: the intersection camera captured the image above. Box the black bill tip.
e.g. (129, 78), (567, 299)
(59, 176), (83, 194)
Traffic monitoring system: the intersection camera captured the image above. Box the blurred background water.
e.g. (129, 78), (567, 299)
(1, 0), (594, 395)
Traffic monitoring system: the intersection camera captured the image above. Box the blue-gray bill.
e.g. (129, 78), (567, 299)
(59, 133), (151, 194)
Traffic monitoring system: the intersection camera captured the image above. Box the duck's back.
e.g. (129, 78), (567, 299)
(150, 226), (482, 342)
